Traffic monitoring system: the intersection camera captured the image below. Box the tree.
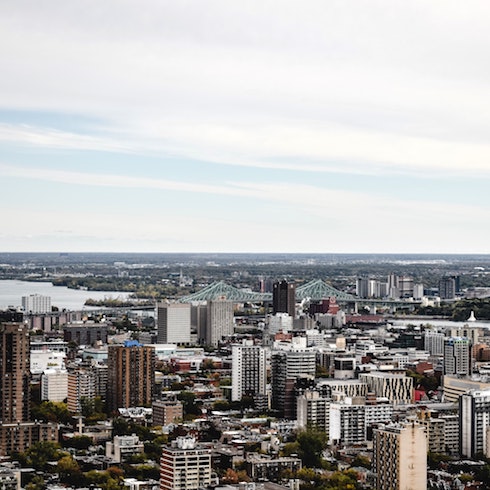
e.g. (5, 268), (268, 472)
(31, 401), (72, 424)
(351, 454), (370, 469)
(177, 391), (201, 417)
(57, 455), (83, 486)
(64, 435), (93, 450)
(25, 475), (45, 490)
(296, 428), (328, 468)
(201, 358), (215, 372)
(316, 363), (330, 378)
(18, 441), (64, 471)
(427, 451), (450, 470)
(80, 396), (106, 422)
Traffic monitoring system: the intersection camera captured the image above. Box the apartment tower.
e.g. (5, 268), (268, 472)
(107, 341), (155, 412)
(231, 340), (267, 402)
(160, 437), (211, 490)
(0, 322), (58, 455)
(157, 302), (191, 344)
(373, 422), (427, 490)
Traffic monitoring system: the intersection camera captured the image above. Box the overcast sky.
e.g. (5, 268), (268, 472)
(1, 1), (490, 253)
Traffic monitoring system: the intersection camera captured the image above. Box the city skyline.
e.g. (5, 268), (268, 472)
(1, 2), (490, 253)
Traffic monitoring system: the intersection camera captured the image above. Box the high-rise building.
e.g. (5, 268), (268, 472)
(157, 303), (191, 344)
(356, 278), (379, 298)
(191, 304), (208, 346)
(460, 389), (490, 458)
(267, 313), (293, 335)
(107, 341), (155, 412)
(387, 274), (414, 299)
(42, 369), (68, 402)
(67, 368), (97, 413)
(424, 331), (445, 356)
(444, 337), (472, 377)
(416, 408), (459, 457)
(0, 322), (58, 455)
(413, 283), (424, 300)
(271, 341), (316, 418)
(21, 294), (51, 314)
(231, 340), (267, 402)
(296, 390), (330, 433)
(0, 323), (30, 423)
(439, 277), (457, 300)
(205, 299), (234, 347)
(329, 397), (366, 446)
(160, 437), (212, 490)
(373, 422), (427, 490)
(272, 280), (296, 318)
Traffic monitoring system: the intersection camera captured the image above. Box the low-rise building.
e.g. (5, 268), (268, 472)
(245, 454), (302, 482)
(106, 434), (144, 463)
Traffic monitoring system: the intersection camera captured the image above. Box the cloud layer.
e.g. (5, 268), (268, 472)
(1, 1), (489, 252)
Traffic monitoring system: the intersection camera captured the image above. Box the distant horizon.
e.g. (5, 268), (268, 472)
(1, 251), (489, 259)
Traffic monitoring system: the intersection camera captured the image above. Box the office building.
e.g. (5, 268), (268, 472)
(267, 313), (293, 336)
(42, 369), (68, 402)
(460, 389), (490, 458)
(63, 321), (108, 346)
(205, 299), (234, 347)
(316, 378), (369, 399)
(413, 283), (424, 300)
(160, 437), (211, 490)
(439, 277), (456, 300)
(424, 331), (445, 356)
(31, 349), (66, 374)
(157, 303), (191, 345)
(334, 355), (356, 379)
(108, 341), (155, 412)
(444, 337), (472, 377)
(231, 340), (267, 402)
(272, 280), (296, 318)
(443, 374), (490, 403)
(356, 278), (379, 298)
(21, 294), (51, 314)
(0, 322), (58, 455)
(359, 372), (413, 404)
(271, 343), (316, 418)
(373, 422), (427, 490)
(446, 325), (481, 345)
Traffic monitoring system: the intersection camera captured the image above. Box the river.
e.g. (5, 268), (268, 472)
(0, 280), (132, 311)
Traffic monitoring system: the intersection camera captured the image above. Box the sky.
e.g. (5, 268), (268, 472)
(1, 1), (490, 254)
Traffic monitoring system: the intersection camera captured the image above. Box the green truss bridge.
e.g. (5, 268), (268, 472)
(178, 279), (355, 303)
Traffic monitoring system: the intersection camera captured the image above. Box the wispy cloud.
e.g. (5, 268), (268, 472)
(2, 164), (487, 224)
(0, 123), (135, 153)
(3, 120), (490, 180)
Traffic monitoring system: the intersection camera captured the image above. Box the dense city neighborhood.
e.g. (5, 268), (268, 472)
(0, 254), (490, 489)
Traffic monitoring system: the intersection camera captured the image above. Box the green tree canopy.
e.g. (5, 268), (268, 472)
(31, 401), (72, 424)
(296, 428), (329, 468)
